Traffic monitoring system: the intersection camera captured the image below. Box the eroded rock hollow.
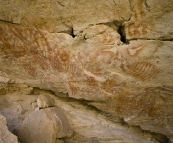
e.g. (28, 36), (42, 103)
(0, 0), (173, 142)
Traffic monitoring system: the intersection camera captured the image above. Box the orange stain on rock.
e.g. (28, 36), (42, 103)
(69, 82), (79, 96)
(127, 23), (154, 38)
(131, 0), (147, 21)
(48, 49), (70, 73)
(59, 50), (70, 63)
(85, 77), (98, 87)
(23, 63), (37, 77)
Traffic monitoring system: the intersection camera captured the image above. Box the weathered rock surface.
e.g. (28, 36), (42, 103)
(54, 94), (170, 143)
(37, 94), (55, 109)
(0, 88), (168, 143)
(0, 84), (37, 133)
(0, 0), (131, 33)
(0, 0), (173, 142)
(0, 114), (19, 143)
(124, 0), (173, 40)
(16, 107), (72, 143)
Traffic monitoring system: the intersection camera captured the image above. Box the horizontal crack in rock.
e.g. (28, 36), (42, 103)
(128, 38), (173, 42)
(0, 19), (20, 25)
(33, 87), (170, 143)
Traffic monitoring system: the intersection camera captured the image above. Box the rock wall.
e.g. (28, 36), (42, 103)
(0, 0), (173, 143)
(0, 114), (19, 143)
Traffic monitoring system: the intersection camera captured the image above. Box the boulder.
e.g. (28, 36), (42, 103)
(0, 114), (19, 143)
(37, 94), (55, 109)
(16, 107), (72, 143)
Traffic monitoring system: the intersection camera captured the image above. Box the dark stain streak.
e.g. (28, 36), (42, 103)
(112, 0), (116, 5)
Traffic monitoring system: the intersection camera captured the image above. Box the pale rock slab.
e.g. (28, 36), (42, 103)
(16, 107), (72, 143)
(0, 114), (19, 143)
(53, 96), (164, 143)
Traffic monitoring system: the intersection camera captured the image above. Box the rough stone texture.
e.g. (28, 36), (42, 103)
(0, 0), (131, 33)
(53, 94), (168, 143)
(16, 107), (72, 143)
(0, 88), (168, 143)
(124, 0), (173, 40)
(0, 82), (36, 135)
(0, 114), (19, 143)
(0, 0), (173, 142)
(37, 94), (55, 109)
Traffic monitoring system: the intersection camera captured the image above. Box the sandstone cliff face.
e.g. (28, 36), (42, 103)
(0, 0), (173, 143)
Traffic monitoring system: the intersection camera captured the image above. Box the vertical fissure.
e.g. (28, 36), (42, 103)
(118, 25), (129, 44)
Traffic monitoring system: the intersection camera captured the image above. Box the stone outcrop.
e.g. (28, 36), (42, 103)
(0, 114), (19, 143)
(0, 0), (173, 142)
(37, 94), (55, 109)
(0, 86), (169, 143)
(16, 107), (72, 143)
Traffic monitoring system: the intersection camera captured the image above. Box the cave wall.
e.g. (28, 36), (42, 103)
(0, 0), (173, 143)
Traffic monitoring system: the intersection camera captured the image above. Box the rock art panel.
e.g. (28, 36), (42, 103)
(0, 22), (173, 102)
(125, 0), (173, 40)
(121, 61), (159, 81)
(90, 85), (173, 138)
(0, 0), (173, 141)
(0, 21), (74, 91)
(126, 23), (155, 39)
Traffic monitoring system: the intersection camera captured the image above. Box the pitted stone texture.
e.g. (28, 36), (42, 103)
(16, 107), (72, 143)
(0, 114), (19, 143)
